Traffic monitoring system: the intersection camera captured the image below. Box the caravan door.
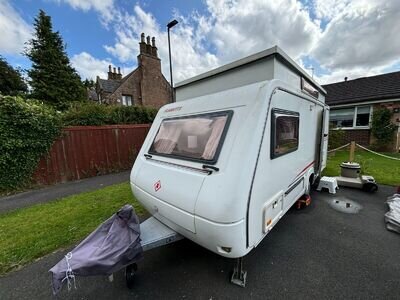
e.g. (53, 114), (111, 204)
(320, 106), (330, 171)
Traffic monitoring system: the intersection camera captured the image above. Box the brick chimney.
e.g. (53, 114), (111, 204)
(137, 33), (161, 72)
(107, 65), (122, 80)
(138, 32), (158, 58)
(139, 33), (146, 54)
(146, 35), (152, 55)
(151, 37), (158, 57)
(107, 65), (113, 80)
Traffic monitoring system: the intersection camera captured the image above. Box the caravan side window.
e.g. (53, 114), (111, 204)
(271, 109), (299, 159)
(149, 111), (233, 164)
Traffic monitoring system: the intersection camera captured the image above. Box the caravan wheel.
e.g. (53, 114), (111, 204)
(305, 175), (314, 195)
(363, 182), (378, 193)
(125, 263), (137, 289)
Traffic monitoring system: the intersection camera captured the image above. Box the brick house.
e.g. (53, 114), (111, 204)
(95, 33), (172, 108)
(323, 71), (400, 151)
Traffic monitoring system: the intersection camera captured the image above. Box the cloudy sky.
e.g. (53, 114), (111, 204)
(1, 0), (400, 85)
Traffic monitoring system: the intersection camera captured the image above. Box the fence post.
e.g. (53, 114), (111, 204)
(349, 141), (356, 162)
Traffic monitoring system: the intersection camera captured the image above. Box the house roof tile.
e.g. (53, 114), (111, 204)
(98, 78), (122, 93)
(322, 71), (400, 106)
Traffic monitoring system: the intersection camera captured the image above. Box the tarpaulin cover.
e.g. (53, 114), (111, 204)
(49, 204), (143, 295)
(385, 194), (400, 234)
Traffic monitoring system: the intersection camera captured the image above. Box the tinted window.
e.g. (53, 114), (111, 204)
(329, 108), (354, 128)
(271, 109), (299, 159)
(149, 111), (233, 164)
(356, 106), (370, 126)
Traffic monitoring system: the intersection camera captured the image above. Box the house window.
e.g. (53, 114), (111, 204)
(330, 108), (354, 128)
(122, 95), (132, 106)
(271, 109), (299, 159)
(330, 106), (371, 129)
(356, 106), (370, 126)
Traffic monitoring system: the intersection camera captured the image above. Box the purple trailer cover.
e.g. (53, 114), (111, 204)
(49, 204), (143, 295)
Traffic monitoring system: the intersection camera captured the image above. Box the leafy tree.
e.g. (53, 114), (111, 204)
(82, 79), (95, 89)
(0, 56), (27, 96)
(24, 10), (85, 110)
(371, 107), (397, 149)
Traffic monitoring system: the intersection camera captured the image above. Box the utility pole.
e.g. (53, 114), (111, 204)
(167, 19), (178, 102)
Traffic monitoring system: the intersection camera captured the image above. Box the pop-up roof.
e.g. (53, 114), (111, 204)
(175, 46), (326, 103)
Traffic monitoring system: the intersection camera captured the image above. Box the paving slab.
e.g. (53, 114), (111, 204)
(0, 185), (399, 299)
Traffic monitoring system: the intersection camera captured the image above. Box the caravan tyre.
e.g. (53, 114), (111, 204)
(305, 175), (314, 195)
(363, 182), (378, 193)
(125, 263), (137, 289)
(311, 176), (320, 190)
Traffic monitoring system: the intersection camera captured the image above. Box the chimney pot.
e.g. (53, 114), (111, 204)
(152, 37), (156, 47)
(118, 67), (121, 74)
(113, 67), (116, 74)
(139, 33), (146, 54)
(146, 35), (150, 45)
(344, 77), (348, 81)
(108, 65), (113, 80)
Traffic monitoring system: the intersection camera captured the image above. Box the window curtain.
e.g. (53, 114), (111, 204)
(202, 117), (227, 160)
(153, 121), (182, 154)
(278, 118), (297, 140)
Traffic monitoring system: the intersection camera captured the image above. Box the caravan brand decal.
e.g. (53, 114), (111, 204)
(165, 106), (182, 113)
(154, 180), (162, 192)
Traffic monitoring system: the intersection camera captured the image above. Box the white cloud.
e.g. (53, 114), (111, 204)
(0, 0), (31, 55)
(104, 1), (322, 83)
(71, 52), (110, 80)
(312, 0), (400, 69)
(206, 0), (321, 62)
(53, 0), (115, 23)
(312, 0), (352, 20)
(104, 5), (220, 82)
(316, 66), (385, 85)
(36, 0), (400, 86)
(103, 29), (136, 63)
(311, 0), (400, 83)
(71, 51), (133, 80)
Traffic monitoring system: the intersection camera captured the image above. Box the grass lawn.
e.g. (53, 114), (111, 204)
(0, 182), (145, 275)
(323, 150), (400, 186)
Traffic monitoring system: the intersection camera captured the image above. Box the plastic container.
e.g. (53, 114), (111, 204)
(340, 162), (361, 178)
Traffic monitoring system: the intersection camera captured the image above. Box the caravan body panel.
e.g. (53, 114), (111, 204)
(130, 46), (329, 258)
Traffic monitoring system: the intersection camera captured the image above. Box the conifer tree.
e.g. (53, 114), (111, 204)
(0, 56), (27, 96)
(25, 10), (85, 110)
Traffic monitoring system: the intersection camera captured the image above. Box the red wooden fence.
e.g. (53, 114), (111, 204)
(33, 124), (151, 185)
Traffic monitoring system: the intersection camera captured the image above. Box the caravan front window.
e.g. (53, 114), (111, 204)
(271, 109), (299, 159)
(149, 111), (233, 164)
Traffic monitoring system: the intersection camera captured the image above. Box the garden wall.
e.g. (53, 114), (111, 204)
(33, 124), (151, 185)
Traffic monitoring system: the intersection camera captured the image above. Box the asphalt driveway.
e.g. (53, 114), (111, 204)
(0, 185), (399, 299)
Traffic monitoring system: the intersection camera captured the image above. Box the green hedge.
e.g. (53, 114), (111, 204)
(0, 99), (158, 192)
(328, 127), (345, 150)
(371, 107), (397, 150)
(0, 96), (62, 191)
(62, 102), (158, 126)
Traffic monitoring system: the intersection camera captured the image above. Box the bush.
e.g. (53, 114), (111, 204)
(62, 102), (111, 126)
(328, 125), (345, 150)
(61, 101), (158, 126)
(0, 96), (62, 191)
(109, 105), (158, 124)
(371, 108), (397, 150)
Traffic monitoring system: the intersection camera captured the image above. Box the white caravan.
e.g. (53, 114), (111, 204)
(130, 46), (329, 283)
